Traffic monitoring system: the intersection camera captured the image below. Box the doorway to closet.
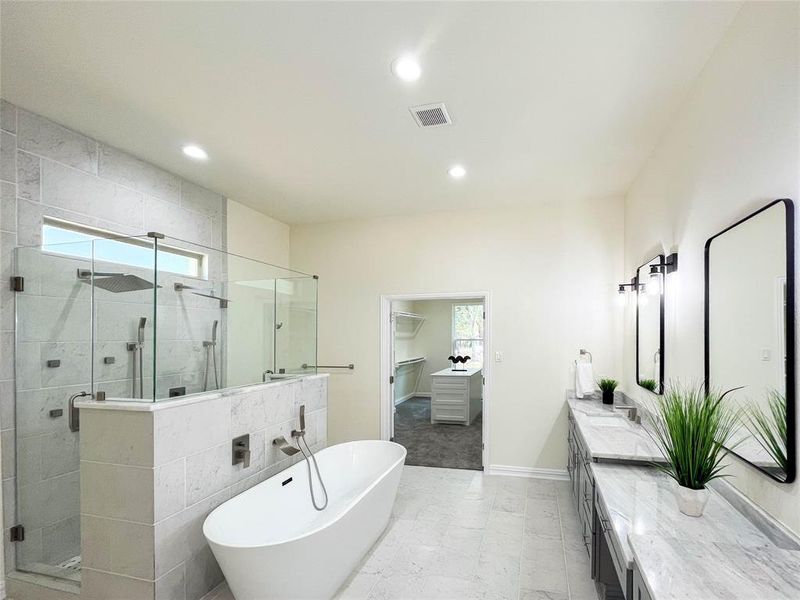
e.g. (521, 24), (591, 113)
(380, 293), (490, 471)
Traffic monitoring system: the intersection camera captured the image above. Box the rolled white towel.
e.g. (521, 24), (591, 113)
(575, 362), (596, 399)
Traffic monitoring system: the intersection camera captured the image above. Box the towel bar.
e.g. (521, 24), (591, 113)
(302, 363), (354, 370)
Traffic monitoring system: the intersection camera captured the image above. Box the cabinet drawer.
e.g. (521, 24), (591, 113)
(431, 390), (468, 408)
(596, 499), (625, 594)
(432, 404), (467, 421)
(581, 491), (593, 532)
(431, 377), (469, 391)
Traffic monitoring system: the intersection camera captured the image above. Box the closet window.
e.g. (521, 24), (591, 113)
(452, 303), (484, 367)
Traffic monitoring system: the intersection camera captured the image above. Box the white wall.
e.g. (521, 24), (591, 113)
(412, 299), (483, 395)
(226, 199), (290, 266)
(622, 2), (800, 534)
(225, 199), (291, 386)
(291, 200), (624, 470)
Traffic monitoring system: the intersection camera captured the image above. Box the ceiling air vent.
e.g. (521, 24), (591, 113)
(409, 103), (452, 128)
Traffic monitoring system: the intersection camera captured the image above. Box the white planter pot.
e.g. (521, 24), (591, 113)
(674, 485), (710, 517)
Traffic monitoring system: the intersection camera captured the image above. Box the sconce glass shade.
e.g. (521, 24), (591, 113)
(647, 265), (662, 295)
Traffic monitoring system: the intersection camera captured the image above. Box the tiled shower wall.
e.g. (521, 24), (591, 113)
(79, 375), (328, 600)
(0, 99), (228, 576)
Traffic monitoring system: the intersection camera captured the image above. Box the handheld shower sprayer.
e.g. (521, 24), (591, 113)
(273, 405), (328, 511)
(128, 317), (147, 398)
(203, 320), (220, 391)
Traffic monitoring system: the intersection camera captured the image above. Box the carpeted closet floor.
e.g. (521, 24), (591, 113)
(393, 396), (483, 470)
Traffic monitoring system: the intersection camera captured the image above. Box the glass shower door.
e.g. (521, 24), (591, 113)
(13, 242), (93, 581)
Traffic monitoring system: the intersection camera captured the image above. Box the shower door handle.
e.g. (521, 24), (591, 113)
(68, 392), (89, 432)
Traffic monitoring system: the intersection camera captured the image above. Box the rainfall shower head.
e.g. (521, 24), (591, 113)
(77, 269), (158, 293)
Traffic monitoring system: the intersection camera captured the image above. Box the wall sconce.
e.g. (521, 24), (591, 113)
(646, 252), (679, 295)
(617, 277), (638, 306)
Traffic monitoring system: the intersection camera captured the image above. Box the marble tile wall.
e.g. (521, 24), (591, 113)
(79, 375), (328, 600)
(0, 99), (228, 575)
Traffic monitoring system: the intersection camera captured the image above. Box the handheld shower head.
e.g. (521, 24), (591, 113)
(212, 320), (218, 344)
(138, 317), (147, 344)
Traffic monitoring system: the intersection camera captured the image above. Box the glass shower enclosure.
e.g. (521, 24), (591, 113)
(11, 232), (317, 580)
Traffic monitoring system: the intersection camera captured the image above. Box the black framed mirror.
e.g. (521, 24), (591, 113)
(636, 255), (665, 395)
(705, 198), (795, 483)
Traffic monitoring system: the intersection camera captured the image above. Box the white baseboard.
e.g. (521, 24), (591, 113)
(394, 392), (431, 406)
(394, 392), (416, 406)
(487, 464), (569, 481)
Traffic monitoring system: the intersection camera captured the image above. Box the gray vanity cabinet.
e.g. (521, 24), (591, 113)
(568, 413), (631, 599)
(568, 416), (595, 562)
(631, 565), (652, 600)
(596, 493), (631, 598)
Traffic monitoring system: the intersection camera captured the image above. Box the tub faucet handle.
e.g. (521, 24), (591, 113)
(236, 447), (251, 468)
(232, 434), (251, 468)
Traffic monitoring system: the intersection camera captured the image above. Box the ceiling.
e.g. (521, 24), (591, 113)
(1, 2), (741, 225)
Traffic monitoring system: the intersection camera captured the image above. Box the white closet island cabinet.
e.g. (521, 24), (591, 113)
(430, 367), (482, 425)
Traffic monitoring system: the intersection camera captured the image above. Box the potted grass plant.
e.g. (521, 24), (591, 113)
(598, 378), (618, 405)
(646, 384), (740, 517)
(744, 390), (787, 475)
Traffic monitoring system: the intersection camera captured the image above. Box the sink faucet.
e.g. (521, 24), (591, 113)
(615, 404), (640, 423)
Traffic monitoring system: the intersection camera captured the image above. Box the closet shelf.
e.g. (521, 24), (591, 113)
(392, 311), (425, 337)
(395, 356), (426, 368)
(393, 311), (425, 321)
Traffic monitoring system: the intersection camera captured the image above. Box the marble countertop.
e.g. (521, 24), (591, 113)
(629, 535), (800, 600)
(566, 391), (664, 462)
(431, 367), (482, 377)
(591, 463), (774, 570)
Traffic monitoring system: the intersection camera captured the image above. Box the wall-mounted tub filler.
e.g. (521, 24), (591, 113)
(273, 405), (328, 511)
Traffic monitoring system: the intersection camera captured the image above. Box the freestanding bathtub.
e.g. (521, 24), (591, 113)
(203, 440), (406, 600)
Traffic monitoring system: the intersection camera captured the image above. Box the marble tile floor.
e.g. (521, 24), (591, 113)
(201, 466), (598, 600)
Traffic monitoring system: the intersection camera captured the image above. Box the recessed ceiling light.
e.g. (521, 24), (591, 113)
(448, 165), (466, 179)
(182, 145), (208, 160)
(391, 56), (421, 82)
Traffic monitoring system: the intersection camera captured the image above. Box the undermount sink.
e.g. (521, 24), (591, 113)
(590, 415), (632, 429)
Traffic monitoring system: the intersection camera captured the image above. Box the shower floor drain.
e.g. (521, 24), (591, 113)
(57, 556), (81, 572)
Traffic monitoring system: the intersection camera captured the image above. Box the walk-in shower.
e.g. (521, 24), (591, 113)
(10, 232), (318, 583)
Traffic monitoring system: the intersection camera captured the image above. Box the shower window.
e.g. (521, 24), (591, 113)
(42, 218), (207, 278)
(452, 303), (484, 367)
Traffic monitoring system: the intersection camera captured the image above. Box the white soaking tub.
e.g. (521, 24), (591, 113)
(203, 440), (406, 600)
